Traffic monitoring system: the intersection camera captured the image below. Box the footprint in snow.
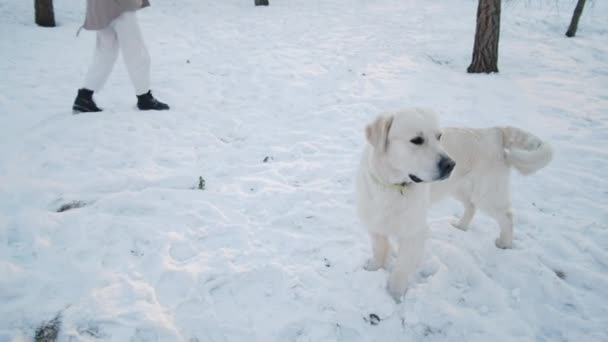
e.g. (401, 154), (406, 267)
(77, 323), (108, 339)
(168, 240), (199, 263)
(131, 327), (158, 342)
(130, 239), (150, 257)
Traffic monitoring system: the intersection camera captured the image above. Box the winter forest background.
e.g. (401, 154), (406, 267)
(2, 0), (607, 341)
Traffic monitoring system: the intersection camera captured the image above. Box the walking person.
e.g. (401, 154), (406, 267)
(73, 0), (169, 113)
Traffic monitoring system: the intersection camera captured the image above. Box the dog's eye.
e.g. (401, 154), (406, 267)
(437, 133), (442, 141)
(410, 137), (424, 145)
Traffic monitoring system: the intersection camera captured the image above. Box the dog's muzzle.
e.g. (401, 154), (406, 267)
(437, 156), (455, 180)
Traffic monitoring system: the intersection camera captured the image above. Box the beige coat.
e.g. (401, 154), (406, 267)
(83, 0), (150, 30)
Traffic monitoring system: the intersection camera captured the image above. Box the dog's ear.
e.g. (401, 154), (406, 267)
(365, 115), (394, 152)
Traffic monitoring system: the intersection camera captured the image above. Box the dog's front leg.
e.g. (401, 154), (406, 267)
(365, 233), (390, 271)
(387, 233), (426, 302)
(494, 210), (514, 249)
(451, 200), (476, 231)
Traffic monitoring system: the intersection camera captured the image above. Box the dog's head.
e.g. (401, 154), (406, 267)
(365, 108), (455, 184)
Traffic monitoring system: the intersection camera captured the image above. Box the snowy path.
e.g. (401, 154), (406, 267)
(1, 0), (607, 341)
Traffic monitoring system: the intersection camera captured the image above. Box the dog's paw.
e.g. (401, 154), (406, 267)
(387, 272), (408, 302)
(450, 219), (469, 231)
(495, 238), (513, 249)
(387, 284), (406, 303)
(364, 258), (384, 271)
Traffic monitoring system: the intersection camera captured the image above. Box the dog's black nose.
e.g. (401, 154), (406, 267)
(438, 156), (455, 179)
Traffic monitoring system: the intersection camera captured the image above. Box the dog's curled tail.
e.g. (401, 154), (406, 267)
(501, 126), (553, 175)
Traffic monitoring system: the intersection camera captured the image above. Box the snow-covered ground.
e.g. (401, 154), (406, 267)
(1, 0), (607, 341)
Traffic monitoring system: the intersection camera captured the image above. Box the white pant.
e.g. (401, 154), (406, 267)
(83, 11), (151, 95)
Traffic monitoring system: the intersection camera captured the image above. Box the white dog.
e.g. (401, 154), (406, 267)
(356, 108), (552, 301)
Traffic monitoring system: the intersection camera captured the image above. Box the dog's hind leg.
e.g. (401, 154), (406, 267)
(491, 210), (514, 249)
(451, 198), (476, 231)
(365, 233), (390, 271)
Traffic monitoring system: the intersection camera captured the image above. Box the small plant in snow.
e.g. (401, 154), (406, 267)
(56, 200), (86, 213)
(554, 269), (567, 279)
(35, 314), (61, 342)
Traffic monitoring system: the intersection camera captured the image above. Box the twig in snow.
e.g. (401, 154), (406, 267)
(56, 201), (86, 213)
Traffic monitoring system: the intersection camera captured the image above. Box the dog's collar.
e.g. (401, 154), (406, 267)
(369, 172), (410, 195)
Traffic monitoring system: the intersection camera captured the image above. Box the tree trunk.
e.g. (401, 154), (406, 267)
(565, 0), (586, 37)
(35, 0), (56, 27)
(467, 0), (501, 73)
(255, 0), (269, 6)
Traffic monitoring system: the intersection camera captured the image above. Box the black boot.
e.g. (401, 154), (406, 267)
(72, 88), (102, 114)
(137, 90), (170, 111)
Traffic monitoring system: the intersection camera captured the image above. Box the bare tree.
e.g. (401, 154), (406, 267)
(255, 0), (269, 6)
(467, 0), (501, 73)
(566, 0), (586, 37)
(35, 0), (56, 27)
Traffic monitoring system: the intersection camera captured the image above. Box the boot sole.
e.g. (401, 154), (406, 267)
(72, 105), (102, 114)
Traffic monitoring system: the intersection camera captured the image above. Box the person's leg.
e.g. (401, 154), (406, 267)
(74, 27), (119, 113)
(113, 11), (150, 95)
(83, 27), (120, 92)
(113, 11), (169, 110)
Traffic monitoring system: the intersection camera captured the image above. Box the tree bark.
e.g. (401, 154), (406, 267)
(35, 0), (56, 27)
(565, 0), (586, 37)
(467, 0), (501, 73)
(255, 0), (269, 6)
